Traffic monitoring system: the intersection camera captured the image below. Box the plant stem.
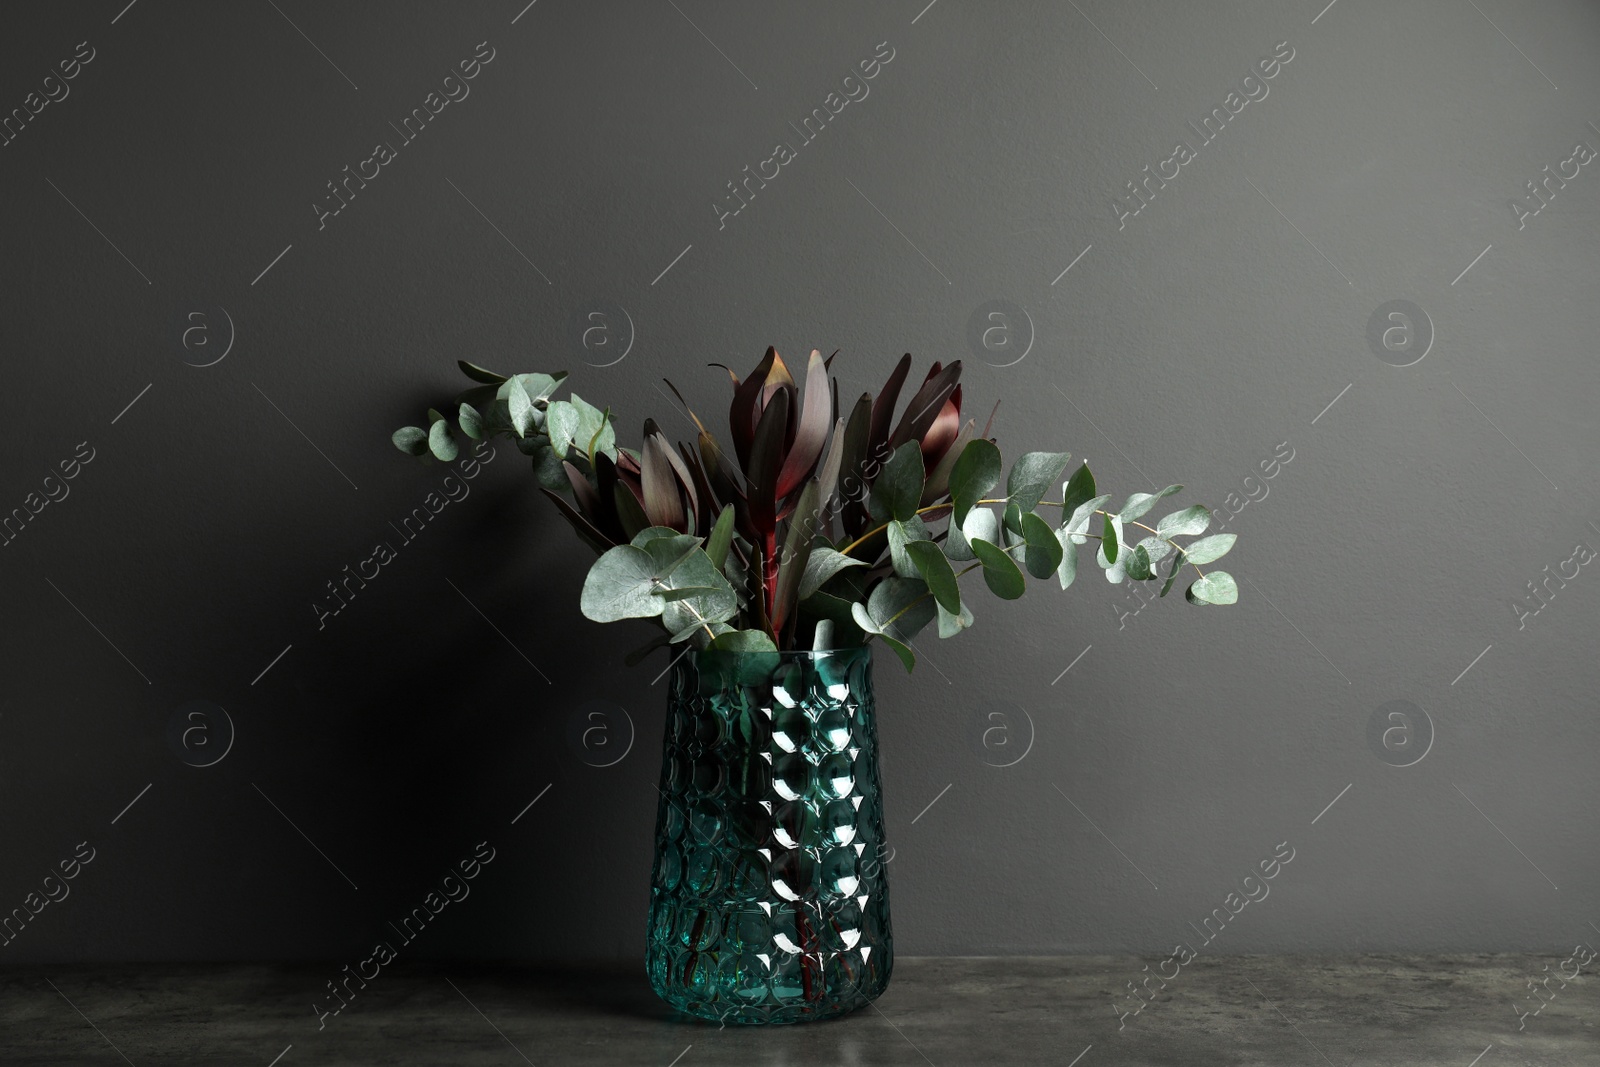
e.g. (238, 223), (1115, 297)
(654, 578), (719, 643)
(870, 562), (982, 636)
(1090, 511), (1208, 578)
(973, 498), (1209, 578)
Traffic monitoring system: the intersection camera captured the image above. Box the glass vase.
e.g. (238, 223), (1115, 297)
(645, 647), (893, 1024)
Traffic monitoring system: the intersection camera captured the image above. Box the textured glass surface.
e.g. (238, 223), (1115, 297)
(646, 647), (893, 1024)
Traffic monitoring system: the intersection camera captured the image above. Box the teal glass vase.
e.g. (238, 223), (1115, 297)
(646, 647), (893, 1024)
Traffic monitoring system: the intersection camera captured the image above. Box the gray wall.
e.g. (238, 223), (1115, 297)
(2, 0), (1597, 964)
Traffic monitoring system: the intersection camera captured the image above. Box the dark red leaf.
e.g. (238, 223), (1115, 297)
(868, 353), (912, 460)
(746, 387), (789, 535)
(640, 434), (686, 532)
(889, 360), (962, 450)
(775, 349), (831, 499)
(729, 346), (779, 470)
(539, 487), (615, 554)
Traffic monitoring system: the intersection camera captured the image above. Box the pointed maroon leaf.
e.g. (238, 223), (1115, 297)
(640, 434), (686, 531)
(889, 360), (963, 451)
(776, 349), (832, 499)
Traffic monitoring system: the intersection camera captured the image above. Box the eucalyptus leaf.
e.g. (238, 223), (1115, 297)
(936, 598), (974, 638)
(392, 426), (428, 456)
(887, 516), (931, 579)
(547, 394), (615, 460)
(509, 386), (538, 439)
(529, 440), (568, 492)
(457, 403), (485, 440)
(1054, 529), (1078, 589)
(428, 420), (459, 462)
(970, 539), (1026, 600)
(708, 629), (778, 652)
(1007, 451), (1072, 513)
(1125, 543), (1153, 580)
(458, 360), (509, 384)
(704, 504), (736, 571)
(867, 576), (937, 641)
(1064, 493), (1112, 541)
(652, 585), (719, 602)
(1021, 511), (1063, 579)
(1061, 462), (1097, 519)
(1003, 501), (1025, 539)
(944, 518), (976, 562)
(1157, 504), (1211, 539)
(872, 442), (925, 522)
(948, 438), (1002, 524)
(905, 540), (960, 614)
(1118, 484), (1182, 522)
(804, 589), (861, 627)
(1159, 551), (1183, 597)
(638, 536), (738, 632)
(1100, 514), (1119, 564)
(1137, 536), (1174, 565)
(1182, 533), (1237, 566)
(512, 372), (566, 405)
(572, 394), (617, 460)
(876, 627), (917, 672)
(801, 547), (868, 600)
(962, 507), (1000, 547)
(1186, 570), (1239, 605)
(630, 526), (686, 548)
(579, 545), (667, 622)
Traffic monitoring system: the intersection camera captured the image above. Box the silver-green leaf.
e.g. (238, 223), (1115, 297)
(1118, 484), (1182, 522)
(800, 547), (868, 600)
(1157, 504), (1211, 539)
(1185, 570), (1239, 605)
(428, 420), (459, 461)
(1181, 533), (1237, 565)
(392, 426), (428, 456)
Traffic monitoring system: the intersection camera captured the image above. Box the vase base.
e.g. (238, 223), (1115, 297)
(646, 946), (892, 1025)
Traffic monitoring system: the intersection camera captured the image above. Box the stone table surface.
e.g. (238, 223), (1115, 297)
(0, 956), (1593, 1065)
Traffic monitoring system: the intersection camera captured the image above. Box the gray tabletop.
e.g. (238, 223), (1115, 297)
(1, 956), (1592, 1065)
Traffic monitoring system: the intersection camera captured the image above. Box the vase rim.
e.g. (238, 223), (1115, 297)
(684, 645), (871, 662)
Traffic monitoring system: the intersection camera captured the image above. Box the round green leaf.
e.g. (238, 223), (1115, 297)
(1118, 484), (1182, 522)
(708, 629), (778, 653)
(580, 545), (667, 622)
(428, 420), (459, 462)
(873, 442), (926, 522)
(1007, 451), (1072, 513)
(391, 425), (428, 456)
(800, 547), (867, 601)
(1185, 570), (1239, 605)
(1182, 533), (1237, 566)
(970, 538), (1026, 600)
(948, 438), (1002, 525)
(1157, 505), (1211, 539)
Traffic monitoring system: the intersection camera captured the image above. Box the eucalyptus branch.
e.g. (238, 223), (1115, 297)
(869, 562), (983, 637)
(1091, 510), (1208, 578)
(970, 496), (1208, 578)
